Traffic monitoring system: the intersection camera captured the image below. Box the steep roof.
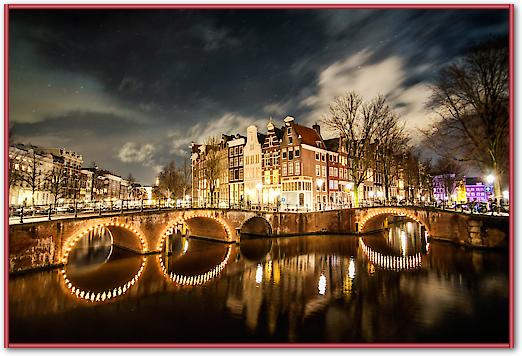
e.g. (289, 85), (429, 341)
(294, 124), (324, 147)
(324, 138), (340, 152)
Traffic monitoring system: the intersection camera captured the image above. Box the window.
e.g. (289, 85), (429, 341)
(289, 137), (293, 144)
(315, 153), (320, 161)
(282, 164), (287, 176)
(239, 168), (243, 180)
(235, 169), (239, 180)
(288, 162), (294, 175)
(322, 166), (326, 177)
(273, 170), (279, 184)
(295, 149), (300, 157)
(316, 141), (321, 147)
(265, 171), (270, 185)
(334, 168), (338, 176)
(289, 150), (294, 160)
(229, 158), (234, 167)
(295, 161), (300, 175)
(287, 127), (291, 135)
(329, 167), (333, 176)
(239, 146), (243, 155)
(316, 165), (320, 176)
(239, 156), (243, 166)
(321, 154), (325, 162)
(282, 150), (287, 159)
(230, 169), (234, 179)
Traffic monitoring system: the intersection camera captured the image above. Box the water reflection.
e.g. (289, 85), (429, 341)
(160, 238), (232, 286)
(66, 226), (113, 272)
(62, 227), (146, 304)
(9, 220), (509, 344)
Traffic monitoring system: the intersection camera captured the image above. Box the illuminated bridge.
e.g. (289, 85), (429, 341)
(8, 206), (508, 273)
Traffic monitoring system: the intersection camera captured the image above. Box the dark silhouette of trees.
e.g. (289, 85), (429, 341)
(422, 37), (509, 198)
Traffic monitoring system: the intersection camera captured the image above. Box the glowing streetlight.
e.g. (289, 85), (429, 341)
(503, 190), (509, 200)
(486, 174), (495, 184)
(316, 178), (324, 189)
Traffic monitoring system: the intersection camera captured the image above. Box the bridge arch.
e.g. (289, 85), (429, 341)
(239, 216), (272, 236)
(357, 207), (430, 237)
(61, 222), (148, 264)
(156, 212), (234, 251)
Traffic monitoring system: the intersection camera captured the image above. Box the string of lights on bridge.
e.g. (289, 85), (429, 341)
(61, 257), (146, 303)
(159, 247), (232, 286)
(359, 238), (422, 271)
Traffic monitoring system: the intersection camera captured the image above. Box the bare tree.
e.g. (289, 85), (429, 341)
(19, 147), (44, 207)
(178, 158), (192, 200)
(376, 114), (409, 202)
(89, 161), (102, 201)
(432, 160), (463, 205)
(202, 136), (223, 206)
(158, 161), (179, 199)
(8, 148), (22, 189)
(422, 37), (509, 198)
(321, 91), (393, 207)
(126, 173), (137, 199)
(45, 166), (68, 206)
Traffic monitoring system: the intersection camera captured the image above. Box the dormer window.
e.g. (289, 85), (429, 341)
(316, 141), (321, 147)
(287, 127), (291, 135)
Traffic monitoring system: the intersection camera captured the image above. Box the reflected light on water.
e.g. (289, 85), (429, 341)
(401, 231), (407, 256)
(318, 273), (326, 295)
(61, 257), (146, 303)
(348, 257), (356, 279)
(256, 264), (263, 284)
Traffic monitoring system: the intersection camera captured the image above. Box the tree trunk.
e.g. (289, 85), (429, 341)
(353, 185), (360, 208)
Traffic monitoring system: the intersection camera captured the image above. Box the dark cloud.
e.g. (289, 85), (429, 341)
(9, 8), (509, 184)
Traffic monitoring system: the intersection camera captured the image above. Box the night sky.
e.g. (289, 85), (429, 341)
(9, 8), (509, 184)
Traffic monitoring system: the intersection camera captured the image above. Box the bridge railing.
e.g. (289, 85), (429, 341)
(9, 197), (509, 224)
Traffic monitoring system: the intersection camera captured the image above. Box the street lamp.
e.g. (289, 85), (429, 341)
(486, 174), (495, 184)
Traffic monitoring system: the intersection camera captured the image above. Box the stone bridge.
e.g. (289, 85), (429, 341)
(8, 207), (508, 273)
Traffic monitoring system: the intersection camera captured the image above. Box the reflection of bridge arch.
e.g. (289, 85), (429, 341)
(156, 213), (234, 251)
(158, 246), (232, 286)
(358, 207), (430, 236)
(239, 216), (272, 236)
(359, 238), (422, 271)
(60, 256), (146, 303)
(62, 223), (148, 264)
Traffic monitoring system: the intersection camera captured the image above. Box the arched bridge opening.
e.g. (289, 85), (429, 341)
(239, 216), (272, 237)
(62, 222), (148, 265)
(358, 208), (430, 238)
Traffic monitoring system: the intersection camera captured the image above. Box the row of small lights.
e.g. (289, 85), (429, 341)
(359, 238), (422, 270)
(159, 247), (232, 286)
(62, 222), (148, 264)
(61, 256), (147, 303)
(358, 208), (422, 232)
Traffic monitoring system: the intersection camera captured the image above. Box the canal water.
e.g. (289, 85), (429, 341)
(9, 220), (509, 344)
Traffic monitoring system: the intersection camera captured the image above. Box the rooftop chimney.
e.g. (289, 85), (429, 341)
(312, 123), (321, 136)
